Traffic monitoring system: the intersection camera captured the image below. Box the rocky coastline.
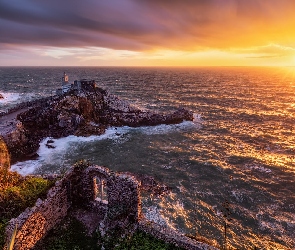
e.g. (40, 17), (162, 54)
(0, 83), (193, 164)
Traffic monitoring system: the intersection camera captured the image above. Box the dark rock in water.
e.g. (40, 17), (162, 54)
(46, 144), (56, 149)
(27, 152), (39, 159)
(13, 151), (39, 162)
(129, 173), (172, 197)
(0, 93), (3, 99)
(75, 123), (106, 137)
(2, 85), (193, 163)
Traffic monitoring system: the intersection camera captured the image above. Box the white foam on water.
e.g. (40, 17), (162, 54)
(0, 92), (21, 104)
(0, 92), (38, 108)
(138, 119), (201, 136)
(11, 118), (202, 176)
(193, 113), (203, 129)
(247, 164), (272, 173)
(143, 206), (169, 227)
(10, 128), (125, 175)
(10, 160), (41, 176)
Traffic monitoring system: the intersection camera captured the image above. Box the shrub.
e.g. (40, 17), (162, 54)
(113, 230), (184, 250)
(35, 216), (99, 250)
(0, 171), (54, 249)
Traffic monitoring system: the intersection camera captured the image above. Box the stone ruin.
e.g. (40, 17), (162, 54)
(5, 164), (217, 250)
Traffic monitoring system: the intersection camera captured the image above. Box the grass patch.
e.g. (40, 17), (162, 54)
(0, 175), (54, 219)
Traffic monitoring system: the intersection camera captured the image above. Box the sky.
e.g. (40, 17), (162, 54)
(0, 0), (295, 66)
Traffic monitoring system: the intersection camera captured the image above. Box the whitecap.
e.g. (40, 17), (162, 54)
(143, 206), (169, 226)
(11, 120), (201, 176)
(0, 92), (21, 104)
(247, 164), (272, 173)
(10, 127), (130, 175)
(193, 113), (202, 123)
(193, 113), (203, 129)
(0, 92), (38, 108)
(138, 120), (199, 135)
(11, 160), (41, 175)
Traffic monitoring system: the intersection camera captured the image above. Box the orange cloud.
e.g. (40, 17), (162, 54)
(0, 0), (295, 66)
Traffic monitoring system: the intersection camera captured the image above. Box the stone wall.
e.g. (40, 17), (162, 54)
(5, 172), (71, 250)
(4, 165), (142, 250)
(139, 218), (217, 250)
(69, 165), (142, 238)
(5, 165), (217, 250)
(99, 171), (142, 238)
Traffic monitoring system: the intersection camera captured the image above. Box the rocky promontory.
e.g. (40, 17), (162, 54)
(1, 84), (193, 163)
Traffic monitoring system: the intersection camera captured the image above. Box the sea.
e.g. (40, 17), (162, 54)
(0, 66), (294, 249)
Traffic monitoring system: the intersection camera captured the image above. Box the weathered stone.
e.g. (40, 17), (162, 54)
(0, 137), (10, 170)
(1, 85), (193, 163)
(5, 165), (216, 250)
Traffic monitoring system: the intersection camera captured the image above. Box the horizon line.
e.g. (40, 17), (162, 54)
(0, 65), (294, 68)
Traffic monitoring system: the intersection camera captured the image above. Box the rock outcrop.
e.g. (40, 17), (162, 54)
(0, 93), (3, 99)
(0, 137), (10, 170)
(2, 86), (193, 163)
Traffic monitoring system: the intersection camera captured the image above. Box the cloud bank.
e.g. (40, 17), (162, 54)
(1, 0), (295, 50)
(0, 0), (295, 65)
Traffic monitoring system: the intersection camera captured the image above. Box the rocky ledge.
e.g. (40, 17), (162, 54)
(1, 85), (193, 163)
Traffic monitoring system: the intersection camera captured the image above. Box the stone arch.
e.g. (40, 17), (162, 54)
(80, 166), (110, 205)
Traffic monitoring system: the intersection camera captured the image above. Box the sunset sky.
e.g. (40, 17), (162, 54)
(0, 0), (295, 66)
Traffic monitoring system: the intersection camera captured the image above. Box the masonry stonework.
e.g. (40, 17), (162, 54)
(5, 164), (217, 250)
(5, 175), (70, 250)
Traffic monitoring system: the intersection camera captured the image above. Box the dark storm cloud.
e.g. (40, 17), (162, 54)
(0, 0), (294, 51)
(0, 0), (157, 50)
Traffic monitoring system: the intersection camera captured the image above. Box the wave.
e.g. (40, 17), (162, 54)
(11, 119), (202, 176)
(0, 92), (40, 109)
(0, 92), (21, 104)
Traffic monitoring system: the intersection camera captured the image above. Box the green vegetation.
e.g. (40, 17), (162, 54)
(36, 216), (99, 250)
(0, 141), (184, 250)
(38, 214), (184, 250)
(0, 137), (55, 249)
(0, 169), (54, 249)
(0, 138), (10, 172)
(73, 159), (91, 171)
(113, 231), (184, 250)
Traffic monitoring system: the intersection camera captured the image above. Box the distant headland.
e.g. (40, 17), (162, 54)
(0, 72), (193, 163)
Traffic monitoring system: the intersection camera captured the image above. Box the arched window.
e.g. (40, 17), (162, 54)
(93, 176), (108, 204)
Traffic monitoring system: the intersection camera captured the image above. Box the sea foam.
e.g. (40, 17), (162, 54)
(11, 118), (202, 176)
(0, 92), (21, 104)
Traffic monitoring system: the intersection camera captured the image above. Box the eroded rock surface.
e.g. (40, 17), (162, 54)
(0, 137), (10, 169)
(1, 86), (193, 163)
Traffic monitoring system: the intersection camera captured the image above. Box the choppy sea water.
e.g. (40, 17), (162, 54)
(1, 67), (295, 249)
